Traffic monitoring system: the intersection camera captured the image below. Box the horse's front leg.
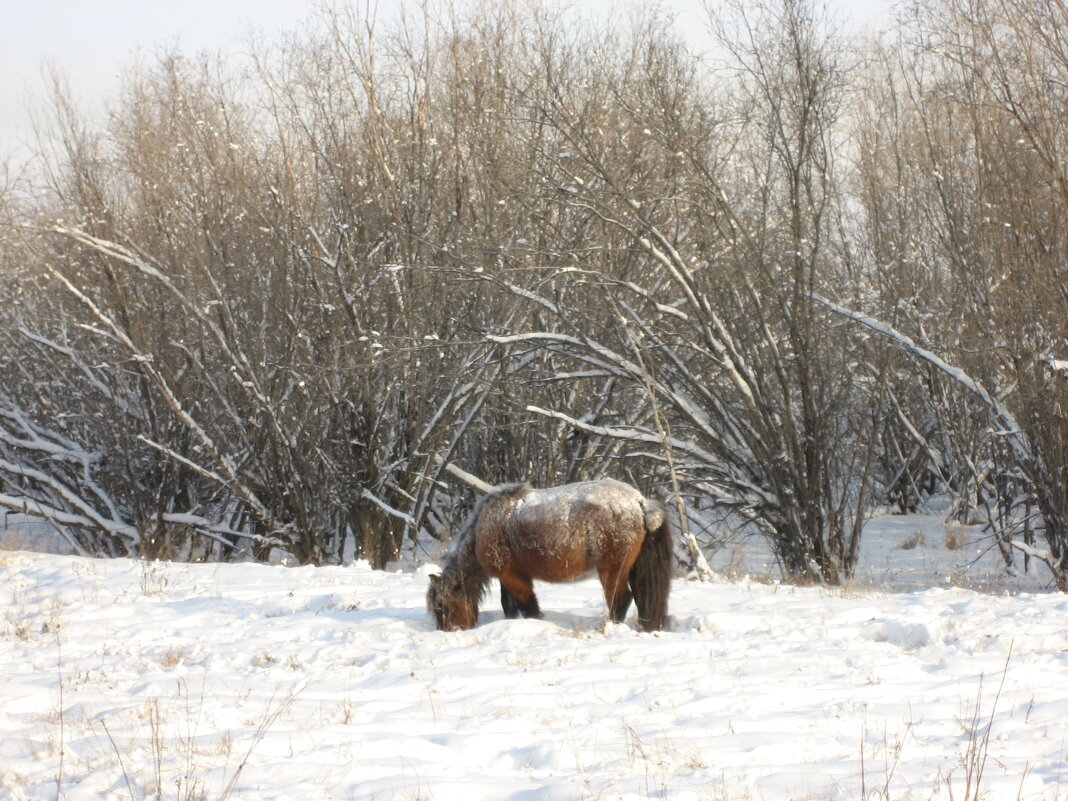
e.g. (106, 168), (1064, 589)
(498, 570), (542, 619)
(500, 584), (521, 618)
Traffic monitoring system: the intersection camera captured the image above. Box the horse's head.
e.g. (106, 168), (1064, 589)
(426, 572), (478, 631)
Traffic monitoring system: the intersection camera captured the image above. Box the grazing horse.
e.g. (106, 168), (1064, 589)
(427, 478), (672, 632)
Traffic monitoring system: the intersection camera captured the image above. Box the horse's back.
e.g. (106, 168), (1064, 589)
(512, 479), (644, 531)
(497, 479), (646, 581)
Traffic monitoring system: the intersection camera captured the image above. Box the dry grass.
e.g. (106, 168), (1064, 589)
(252, 649), (277, 668)
(900, 529), (926, 550)
(160, 645), (188, 668)
(944, 525), (969, 551)
(93, 676), (301, 801)
(0, 533), (22, 563)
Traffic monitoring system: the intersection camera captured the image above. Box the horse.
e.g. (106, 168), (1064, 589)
(427, 478), (672, 632)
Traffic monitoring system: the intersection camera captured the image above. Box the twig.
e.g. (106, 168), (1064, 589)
(219, 686), (301, 801)
(99, 719), (137, 801)
(53, 628), (64, 801)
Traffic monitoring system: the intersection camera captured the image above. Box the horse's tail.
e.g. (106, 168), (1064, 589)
(630, 499), (672, 632)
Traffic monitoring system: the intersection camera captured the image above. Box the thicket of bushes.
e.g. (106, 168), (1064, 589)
(2, 0), (1066, 587)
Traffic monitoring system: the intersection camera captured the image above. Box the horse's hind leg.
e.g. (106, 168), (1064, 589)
(610, 585), (633, 623)
(498, 570), (542, 619)
(599, 566), (634, 624)
(600, 537), (644, 624)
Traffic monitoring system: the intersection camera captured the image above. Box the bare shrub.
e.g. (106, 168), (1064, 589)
(944, 526), (968, 552)
(900, 530), (925, 551)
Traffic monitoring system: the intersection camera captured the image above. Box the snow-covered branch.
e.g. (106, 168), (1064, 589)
(43, 257), (284, 538)
(0, 493), (133, 552)
(524, 405), (776, 506)
(810, 293), (1032, 466)
(443, 463), (496, 495)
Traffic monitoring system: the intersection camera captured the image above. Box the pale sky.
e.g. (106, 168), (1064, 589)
(1, 0), (314, 164)
(0, 0), (894, 168)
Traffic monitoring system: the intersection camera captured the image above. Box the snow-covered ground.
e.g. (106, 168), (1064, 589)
(2, 514), (1067, 801)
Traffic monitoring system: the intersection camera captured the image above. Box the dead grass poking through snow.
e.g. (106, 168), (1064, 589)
(900, 529), (926, 550)
(944, 525), (969, 551)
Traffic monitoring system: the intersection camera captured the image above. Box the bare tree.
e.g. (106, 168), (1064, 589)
(10, 0), (1064, 591)
(471, 0), (885, 583)
(847, 0), (1068, 586)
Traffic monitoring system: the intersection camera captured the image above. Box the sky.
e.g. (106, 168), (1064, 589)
(0, 0), (894, 168)
(0, 0), (313, 165)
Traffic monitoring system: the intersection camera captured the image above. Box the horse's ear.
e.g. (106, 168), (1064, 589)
(429, 573), (441, 587)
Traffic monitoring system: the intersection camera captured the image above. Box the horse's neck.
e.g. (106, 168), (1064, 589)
(446, 485), (527, 578)
(474, 491), (524, 539)
(447, 521), (484, 582)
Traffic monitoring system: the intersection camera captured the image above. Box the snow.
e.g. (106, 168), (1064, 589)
(2, 515), (1068, 801)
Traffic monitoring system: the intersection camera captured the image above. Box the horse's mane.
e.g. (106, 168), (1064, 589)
(447, 482), (529, 553)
